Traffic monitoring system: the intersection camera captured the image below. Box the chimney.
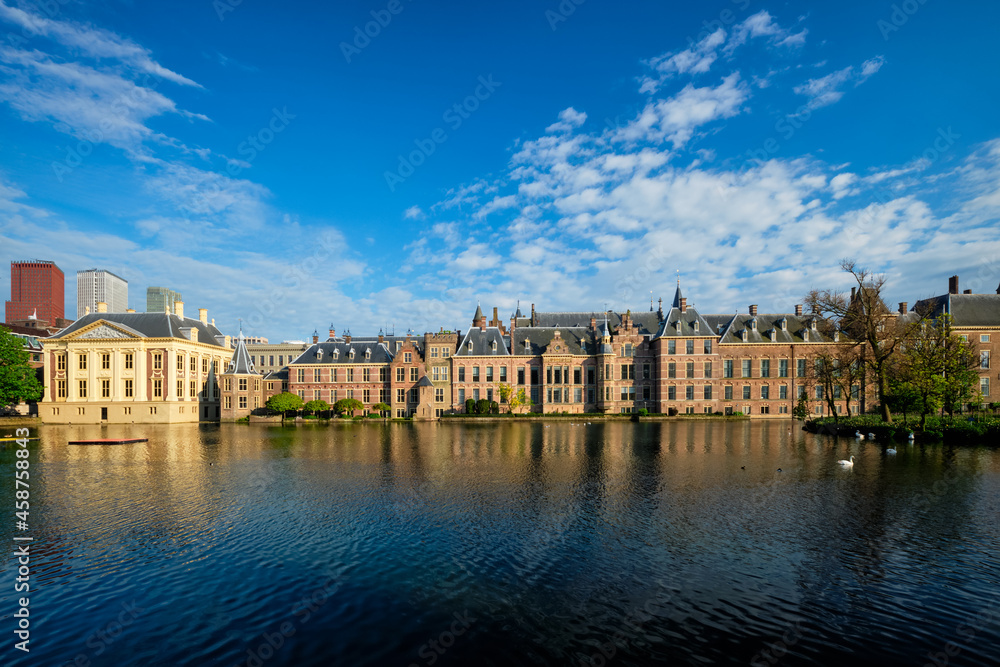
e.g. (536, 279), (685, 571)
(378, 332), (384, 343)
(173, 301), (184, 318)
(312, 330), (319, 344)
(126, 308), (135, 313)
(96, 302), (107, 313)
(898, 302), (908, 314)
(963, 289), (972, 294)
(590, 317), (597, 330)
(749, 304), (758, 316)
(794, 304), (803, 316)
(679, 297), (687, 313)
(199, 308), (208, 325)
(345, 333), (351, 344)
(492, 307), (498, 327)
(329, 325), (336, 339)
(949, 275), (959, 295)
(531, 303), (536, 325)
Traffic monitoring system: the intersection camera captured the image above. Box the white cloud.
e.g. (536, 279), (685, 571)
(403, 205), (425, 220)
(794, 55), (885, 111)
(616, 73), (749, 146)
(0, 1), (200, 87)
(545, 107), (587, 133)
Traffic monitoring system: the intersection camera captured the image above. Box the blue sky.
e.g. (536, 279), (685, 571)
(1, 0), (998, 341)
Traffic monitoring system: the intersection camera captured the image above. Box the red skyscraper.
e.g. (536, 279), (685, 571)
(5, 260), (65, 324)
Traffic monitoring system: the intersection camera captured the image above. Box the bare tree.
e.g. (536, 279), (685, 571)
(806, 259), (923, 423)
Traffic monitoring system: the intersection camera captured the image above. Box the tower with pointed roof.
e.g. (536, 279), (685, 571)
(220, 328), (265, 420)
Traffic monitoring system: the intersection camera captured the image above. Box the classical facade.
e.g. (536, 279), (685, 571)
(39, 303), (229, 423)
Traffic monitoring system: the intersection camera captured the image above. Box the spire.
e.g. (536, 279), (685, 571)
(515, 300), (522, 318)
(227, 324), (255, 375)
(672, 283), (684, 309)
(473, 301), (484, 324)
(601, 311), (610, 338)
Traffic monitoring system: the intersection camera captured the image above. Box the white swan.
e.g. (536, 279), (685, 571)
(854, 431), (864, 440)
(867, 432), (876, 440)
(837, 455), (855, 467)
(886, 447), (897, 455)
(908, 432), (915, 440)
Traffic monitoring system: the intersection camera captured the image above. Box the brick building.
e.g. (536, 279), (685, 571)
(6, 260), (64, 324)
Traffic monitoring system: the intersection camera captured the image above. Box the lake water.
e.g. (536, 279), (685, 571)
(2, 421), (999, 666)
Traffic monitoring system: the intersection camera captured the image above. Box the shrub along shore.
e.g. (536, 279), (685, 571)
(805, 414), (1000, 445)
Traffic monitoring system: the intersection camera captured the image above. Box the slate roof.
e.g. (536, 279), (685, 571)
(416, 376), (434, 388)
(264, 369), (288, 381)
(455, 327), (509, 356)
(518, 310), (662, 336)
(49, 313), (227, 347)
(716, 313), (839, 344)
(654, 305), (715, 338)
(509, 327), (596, 356)
(913, 293), (1000, 327)
(290, 341), (394, 365)
(327, 335), (423, 355)
(226, 332), (257, 375)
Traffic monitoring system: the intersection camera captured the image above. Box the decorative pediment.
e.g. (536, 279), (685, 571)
(73, 323), (139, 340)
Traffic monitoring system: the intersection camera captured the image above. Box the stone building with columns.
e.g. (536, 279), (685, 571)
(38, 301), (230, 423)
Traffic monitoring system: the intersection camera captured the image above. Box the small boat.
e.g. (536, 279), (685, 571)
(68, 438), (148, 445)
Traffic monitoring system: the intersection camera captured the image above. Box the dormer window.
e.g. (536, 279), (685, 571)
(524, 338), (530, 352)
(365, 348), (371, 360)
(780, 318), (787, 331)
(491, 340), (497, 352)
(468, 341), (473, 353)
(834, 332), (840, 342)
(718, 324), (724, 334)
(316, 349), (323, 360)
(333, 348), (339, 359)
(349, 348), (355, 360)
(674, 320), (681, 330)
(693, 321), (699, 332)
(810, 319), (817, 331)
(803, 330), (810, 342)
(741, 329), (748, 342)
(769, 330), (776, 342)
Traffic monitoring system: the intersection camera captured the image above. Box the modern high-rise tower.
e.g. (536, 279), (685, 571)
(146, 286), (182, 313)
(76, 269), (128, 317)
(5, 260), (65, 323)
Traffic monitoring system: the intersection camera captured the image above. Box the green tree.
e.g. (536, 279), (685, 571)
(476, 398), (490, 415)
(496, 382), (530, 414)
(372, 402), (391, 417)
(266, 392), (303, 416)
(792, 394), (809, 421)
(0, 328), (42, 408)
(303, 399), (330, 415)
(334, 398), (364, 416)
(465, 397), (476, 415)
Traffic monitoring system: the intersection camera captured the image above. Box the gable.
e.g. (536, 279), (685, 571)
(67, 321), (142, 340)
